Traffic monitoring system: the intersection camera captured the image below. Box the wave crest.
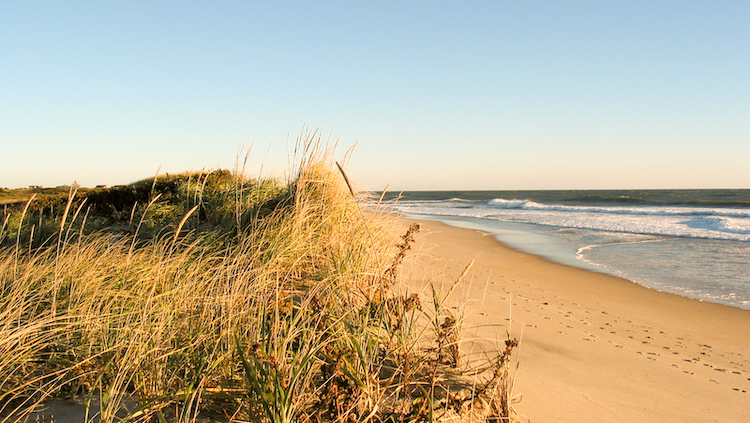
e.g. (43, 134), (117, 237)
(487, 198), (528, 208)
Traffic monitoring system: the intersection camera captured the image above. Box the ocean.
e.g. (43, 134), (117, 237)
(372, 190), (750, 310)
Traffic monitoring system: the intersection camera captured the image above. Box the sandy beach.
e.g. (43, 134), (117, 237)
(398, 217), (750, 423)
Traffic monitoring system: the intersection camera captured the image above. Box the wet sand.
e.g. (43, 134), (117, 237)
(398, 218), (750, 422)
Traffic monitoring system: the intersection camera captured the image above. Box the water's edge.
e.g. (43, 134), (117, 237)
(403, 212), (750, 311)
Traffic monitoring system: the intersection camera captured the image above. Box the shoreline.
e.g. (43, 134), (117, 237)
(397, 217), (750, 422)
(403, 212), (750, 311)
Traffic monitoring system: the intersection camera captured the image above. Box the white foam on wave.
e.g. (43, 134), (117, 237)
(486, 198), (750, 218)
(681, 216), (750, 235)
(392, 200), (750, 241)
(486, 199), (529, 208)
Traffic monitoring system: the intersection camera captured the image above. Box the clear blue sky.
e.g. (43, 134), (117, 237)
(2, 1), (749, 190)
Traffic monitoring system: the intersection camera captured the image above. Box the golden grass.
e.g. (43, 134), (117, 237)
(0, 138), (518, 423)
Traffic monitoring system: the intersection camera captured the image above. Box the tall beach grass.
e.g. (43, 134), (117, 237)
(0, 138), (518, 422)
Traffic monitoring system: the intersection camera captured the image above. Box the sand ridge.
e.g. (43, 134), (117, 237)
(398, 218), (750, 423)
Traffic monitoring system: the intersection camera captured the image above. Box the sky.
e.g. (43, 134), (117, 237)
(2, 1), (749, 191)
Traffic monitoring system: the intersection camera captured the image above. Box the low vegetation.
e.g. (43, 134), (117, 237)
(0, 140), (518, 422)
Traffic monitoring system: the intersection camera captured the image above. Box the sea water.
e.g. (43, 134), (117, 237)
(372, 190), (750, 310)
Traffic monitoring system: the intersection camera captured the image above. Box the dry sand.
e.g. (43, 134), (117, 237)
(397, 218), (750, 423)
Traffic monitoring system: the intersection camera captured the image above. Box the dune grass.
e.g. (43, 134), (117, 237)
(0, 141), (518, 422)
